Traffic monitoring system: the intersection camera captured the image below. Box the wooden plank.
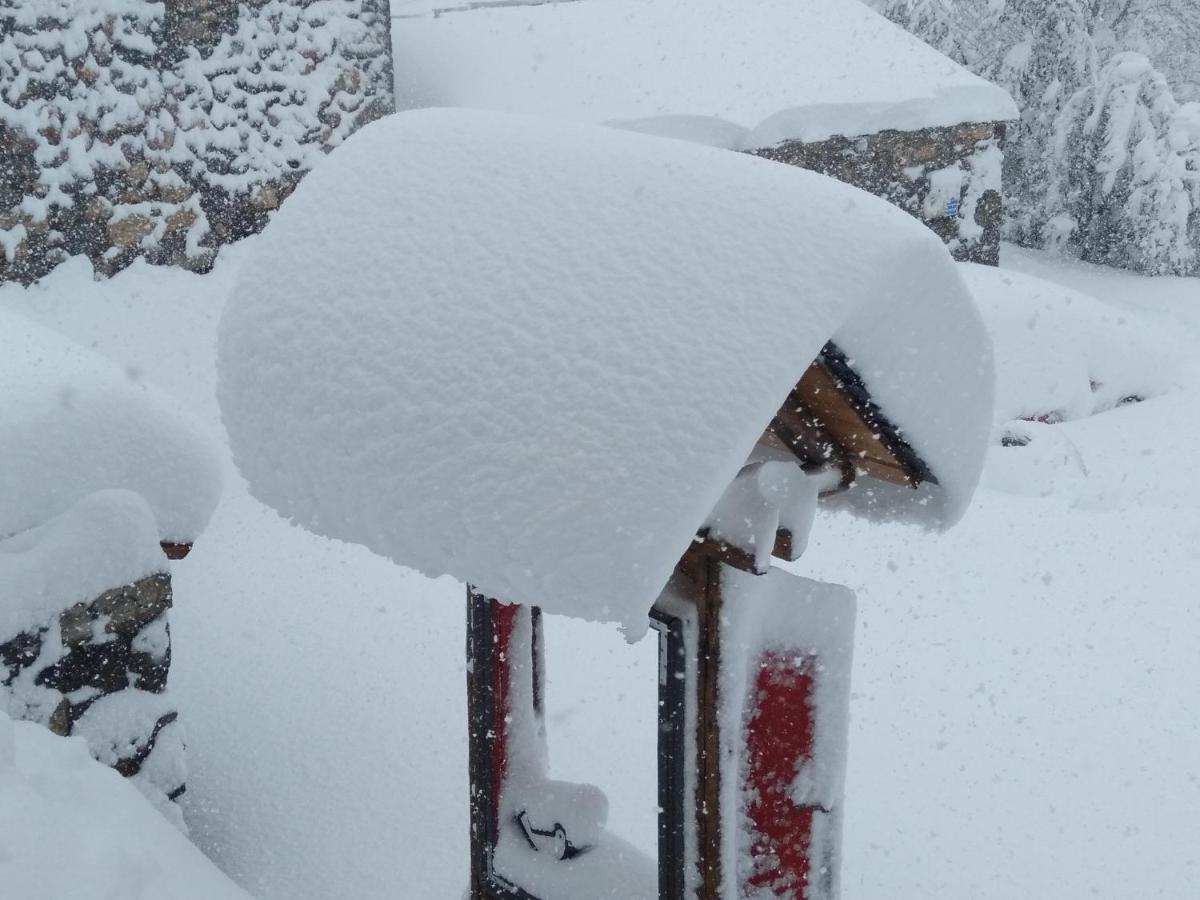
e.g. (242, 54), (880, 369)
(693, 548), (725, 900)
(671, 543), (728, 900)
(690, 533), (766, 575)
(772, 528), (797, 562)
(770, 407), (843, 472)
(790, 363), (915, 487)
(769, 342), (937, 491)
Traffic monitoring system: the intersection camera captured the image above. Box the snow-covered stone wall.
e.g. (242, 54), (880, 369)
(0, 0), (393, 283)
(0, 492), (187, 823)
(749, 121), (1006, 266)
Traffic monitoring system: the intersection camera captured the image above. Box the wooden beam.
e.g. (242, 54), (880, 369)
(769, 342), (936, 490)
(772, 528), (798, 562)
(690, 533), (766, 576)
(160, 541), (192, 560)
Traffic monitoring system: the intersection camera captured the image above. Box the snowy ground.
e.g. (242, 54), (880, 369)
(2, 242), (1197, 899)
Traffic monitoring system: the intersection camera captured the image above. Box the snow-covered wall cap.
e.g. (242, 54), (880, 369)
(0, 490), (165, 640)
(392, 0), (1018, 146)
(217, 109), (992, 631)
(0, 308), (222, 544)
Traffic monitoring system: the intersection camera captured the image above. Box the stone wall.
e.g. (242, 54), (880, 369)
(749, 121), (1006, 266)
(1, 571), (186, 823)
(0, 0), (394, 284)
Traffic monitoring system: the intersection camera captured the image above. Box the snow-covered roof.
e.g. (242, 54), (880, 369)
(218, 109), (993, 630)
(1, 308), (222, 544)
(391, 0), (1018, 147)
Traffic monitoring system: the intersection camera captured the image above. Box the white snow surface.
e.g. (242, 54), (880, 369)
(0, 305), (222, 543)
(0, 489), (164, 639)
(960, 263), (1180, 424)
(391, 0), (1017, 146)
(218, 108), (993, 630)
(0, 710), (251, 900)
(4, 240), (1198, 900)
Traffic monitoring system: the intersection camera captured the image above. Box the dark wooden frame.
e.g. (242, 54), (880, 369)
(650, 602), (689, 900)
(466, 588), (545, 900)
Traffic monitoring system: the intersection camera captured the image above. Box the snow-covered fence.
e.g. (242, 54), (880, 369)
(0, 0), (394, 284)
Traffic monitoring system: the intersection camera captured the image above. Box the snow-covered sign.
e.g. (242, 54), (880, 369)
(218, 108), (993, 631)
(391, 0), (1017, 147)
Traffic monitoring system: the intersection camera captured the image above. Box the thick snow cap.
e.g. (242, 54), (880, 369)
(218, 109), (992, 629)
(1, 308), (222, 544)
(392, 0), (1018, 146)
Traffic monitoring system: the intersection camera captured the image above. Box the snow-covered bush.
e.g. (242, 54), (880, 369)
(0, 0), (392, 283)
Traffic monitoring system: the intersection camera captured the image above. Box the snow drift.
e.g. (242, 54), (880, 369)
(960, 263), (1180, 423)
(0, 709), (251, 900)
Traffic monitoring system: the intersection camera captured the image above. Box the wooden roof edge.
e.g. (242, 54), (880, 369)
(816, 341), (938, 487)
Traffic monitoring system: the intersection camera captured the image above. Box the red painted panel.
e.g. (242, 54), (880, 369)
(489, 601), (522, 830)
(743, 652), (816, 898)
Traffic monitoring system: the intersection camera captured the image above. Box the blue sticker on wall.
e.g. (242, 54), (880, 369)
(946, 197), (961, 217)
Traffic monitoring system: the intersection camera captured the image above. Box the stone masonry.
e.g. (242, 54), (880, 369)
(1, 571), (186, 819)
(0, 0), (395, 284)
(750, 121), (1006, 266)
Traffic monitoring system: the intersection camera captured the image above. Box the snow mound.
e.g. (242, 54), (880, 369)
(0, 709), (251, 900)
(218, 108), (992, 630)
(392, 0), (1017, 146)
(959, 263), (1180, 423)
(981, 419), (1094, 502)
(0, 489), (164, 640)
(0, 307), (222, 544)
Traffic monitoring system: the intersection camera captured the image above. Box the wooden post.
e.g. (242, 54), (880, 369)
(671, 542), (730, 900)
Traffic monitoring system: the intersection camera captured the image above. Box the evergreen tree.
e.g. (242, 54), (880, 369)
(1051, 53), (1200, 274)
